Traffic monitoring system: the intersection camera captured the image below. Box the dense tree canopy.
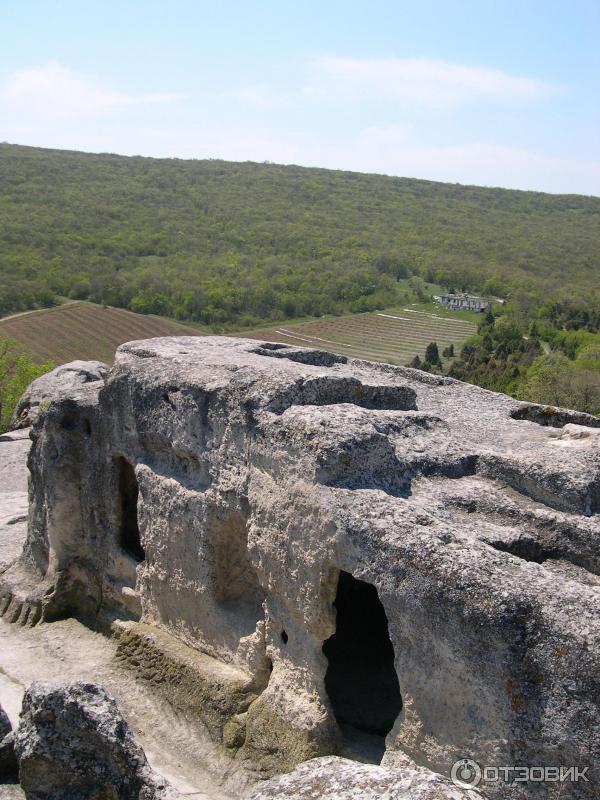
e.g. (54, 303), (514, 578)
(1, 143), (599, 329)
(423, 310), (600, 416)
(0, 337), (53, 432)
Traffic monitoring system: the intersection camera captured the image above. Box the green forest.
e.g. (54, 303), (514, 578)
(2, 143), (599, 324)
(412, 309), (600, 415)
(0, 337), (52, 432)
(1, 142), (599, 419)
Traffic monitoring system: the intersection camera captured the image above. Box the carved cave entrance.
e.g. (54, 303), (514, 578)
(323, 571), (402, 749)
(117, 457), (145, 562)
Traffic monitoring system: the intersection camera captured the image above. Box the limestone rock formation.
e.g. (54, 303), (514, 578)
(1, 336), (599, 798)
(10, 359), (108, 429)
(247, 756), (485, 799)
(14, 681), (178, 799)
(0, 428), (31, 578)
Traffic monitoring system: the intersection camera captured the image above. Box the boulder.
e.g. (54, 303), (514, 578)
(0, 703), (18, 778)
(0, 705), (11, 740)
(247, 756), (486, 799)
(14, 681), (178, 799)
(10, 360), (108, 429)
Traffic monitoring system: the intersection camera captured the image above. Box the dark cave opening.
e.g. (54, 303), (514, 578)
(323, 571), (402, 743)
(117, 457), (145, 562)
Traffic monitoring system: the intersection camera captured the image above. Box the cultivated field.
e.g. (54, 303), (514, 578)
(0, 301), (477, 369)
(0, 302), (202, 364)
(244, 308), (477, 366)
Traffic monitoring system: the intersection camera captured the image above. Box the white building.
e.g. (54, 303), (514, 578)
(433, 293), (490, 312)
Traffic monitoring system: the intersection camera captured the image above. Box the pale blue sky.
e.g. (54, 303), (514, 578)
(2, 0), (599, 194)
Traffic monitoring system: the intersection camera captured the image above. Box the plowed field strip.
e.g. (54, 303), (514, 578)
(0, 303), (201, 364)
(245, 309), (477, 365)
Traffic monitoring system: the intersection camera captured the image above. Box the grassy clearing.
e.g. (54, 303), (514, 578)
(243, 307), (477, 366)
(400, 300), (482, 323)
(0, 302), (203, 364)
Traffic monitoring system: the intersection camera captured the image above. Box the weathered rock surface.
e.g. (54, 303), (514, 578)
(247, 756), (485, 799)
(1, 336), (599, 798)
(0, 428), (31, 578)
(114, 620), (262, 742)
(0, 702), (18, 778)
(10, 359), (108, 429)
(0, 618), (241, 799)
(14, 681), (179, 799)
(0, 705), (11, 740)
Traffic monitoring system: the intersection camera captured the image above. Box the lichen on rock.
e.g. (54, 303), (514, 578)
(14, 681), (178, 799)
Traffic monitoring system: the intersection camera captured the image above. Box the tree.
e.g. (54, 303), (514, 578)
(567, 369), (600, 415)
(442, 344), (455, 358)
(374, 255), (411, 280)
(517, 352), (600, 415)
(0, 338), (20, 416)
(409, 277), (427, 302)
(0, 337), (53, 432)
(517, 352), (570, 407)
(425, 342), (441, 366)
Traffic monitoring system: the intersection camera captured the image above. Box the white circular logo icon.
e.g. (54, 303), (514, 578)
(451, 758), (482, 789)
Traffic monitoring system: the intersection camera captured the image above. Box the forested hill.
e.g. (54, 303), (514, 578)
(1, 142), (599, 326)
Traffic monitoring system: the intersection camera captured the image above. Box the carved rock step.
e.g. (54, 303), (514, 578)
(0, 593), (42, 627)
(113, 621), (260, 743)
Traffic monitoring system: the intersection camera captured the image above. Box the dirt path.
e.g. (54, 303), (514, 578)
(0, 300), (78, 323)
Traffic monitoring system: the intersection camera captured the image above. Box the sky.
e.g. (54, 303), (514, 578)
(2, 0), (599, 195)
